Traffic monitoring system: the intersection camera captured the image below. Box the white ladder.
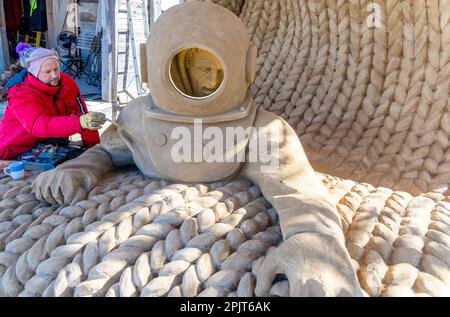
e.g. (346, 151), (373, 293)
(116, 0), (149, 103)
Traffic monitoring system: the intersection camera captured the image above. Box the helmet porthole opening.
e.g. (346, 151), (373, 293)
(168, 47), (225, 100)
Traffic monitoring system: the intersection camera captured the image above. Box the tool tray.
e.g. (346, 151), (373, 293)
(16, 144), (83, 171)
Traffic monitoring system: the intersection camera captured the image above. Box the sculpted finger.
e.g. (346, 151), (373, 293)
(42, 182), (58, 205)
(59, 182), (76, 205)
(31, 179), (44, 202)
(70, 187), (88, 205)
(255, 256), (279, 297)
(36, 173), (58, 204)
(52, 173), (71, 205)
(291, 277), (327, 297)
(51, 184), (65, 205)
(31, 176), (42, 196)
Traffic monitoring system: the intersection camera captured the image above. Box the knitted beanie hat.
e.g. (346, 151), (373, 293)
(16, 43), (60, 77)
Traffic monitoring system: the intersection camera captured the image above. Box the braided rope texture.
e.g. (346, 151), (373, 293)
(201, 0), (450, 195)
(0, 170), (448, 297)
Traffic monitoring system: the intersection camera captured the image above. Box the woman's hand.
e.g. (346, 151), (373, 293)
(80, 112), (106, 130)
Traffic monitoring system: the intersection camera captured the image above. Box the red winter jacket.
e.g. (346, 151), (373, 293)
(0, 72), (100, 160)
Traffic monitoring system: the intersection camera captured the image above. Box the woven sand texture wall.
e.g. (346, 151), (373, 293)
(203, 0), (450, 194)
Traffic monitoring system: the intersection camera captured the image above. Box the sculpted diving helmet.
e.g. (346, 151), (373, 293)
(32, 2), (363, 296)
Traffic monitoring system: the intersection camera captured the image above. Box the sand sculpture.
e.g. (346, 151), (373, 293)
(0, 0), (448, 297)
(32, 2), (362, 296)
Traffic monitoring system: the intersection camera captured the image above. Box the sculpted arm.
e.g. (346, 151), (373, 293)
(242, 109), (362, 296)
(32, 123), (133, 205)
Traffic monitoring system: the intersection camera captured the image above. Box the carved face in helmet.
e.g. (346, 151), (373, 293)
(144, 1), (257, 117)
(170, 48), (224, 98)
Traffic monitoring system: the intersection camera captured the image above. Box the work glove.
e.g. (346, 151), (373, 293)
(80, 111), (106, 130)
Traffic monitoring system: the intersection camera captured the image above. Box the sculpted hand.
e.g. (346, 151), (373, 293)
(255, 232), (363, 297)
(32, 168), (98, 205)
(80, 112), (106, 130)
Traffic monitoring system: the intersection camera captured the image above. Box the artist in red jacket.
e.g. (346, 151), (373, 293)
(0, 44), (106, 160)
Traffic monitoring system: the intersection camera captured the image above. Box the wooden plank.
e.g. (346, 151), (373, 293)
(139, 43), (148, 84)
(73, 0), (79, 35)
(101, 0), (109, 101)
(57, 0), (71, 30)
(149, 0), (165, 32)
(148, 0), (154, 30)
(126, 0), (142, 95)
(95, 0), (102, 33)
(45, 0), (56, 48)
(155, 0), (161, 19)
(142, 0), (149, 39)
(55, 0), (71, 35)
(46, 0), (71, 49)
(101, 0), (118, 106)
(0, 0), (10, 72)
(110, 1), (118, 119)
